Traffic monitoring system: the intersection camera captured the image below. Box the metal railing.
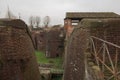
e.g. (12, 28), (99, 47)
(88, 36), (120, 80)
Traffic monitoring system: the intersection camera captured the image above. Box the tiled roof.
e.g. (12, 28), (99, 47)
(66, 12), (120, 19)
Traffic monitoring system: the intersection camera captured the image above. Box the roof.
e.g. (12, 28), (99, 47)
(66, 12), (120, 19)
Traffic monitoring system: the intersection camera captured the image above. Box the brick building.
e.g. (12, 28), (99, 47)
(63, 12), (120, 80)
(64, 12), (120, 59)
(64, 12), (120, 37)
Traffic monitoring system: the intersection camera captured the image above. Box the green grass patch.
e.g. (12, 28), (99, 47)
(35, 51), (63, 69)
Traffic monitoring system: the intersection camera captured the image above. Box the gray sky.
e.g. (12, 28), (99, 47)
(0, 0), (120, 25)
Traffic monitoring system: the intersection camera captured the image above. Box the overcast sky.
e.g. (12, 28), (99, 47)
(0, 0), (120, 25)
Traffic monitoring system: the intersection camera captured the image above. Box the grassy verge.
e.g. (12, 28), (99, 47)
(35, 51), (63, 69)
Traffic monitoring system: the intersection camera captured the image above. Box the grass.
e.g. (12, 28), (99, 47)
(35, 51), (63, 69)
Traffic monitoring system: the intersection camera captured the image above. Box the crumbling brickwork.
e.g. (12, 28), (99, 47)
(31, 26), (64, 58)
(0, 19), (41, 80)
(46, 27), (64, 58)
(31, 30), (46, 52)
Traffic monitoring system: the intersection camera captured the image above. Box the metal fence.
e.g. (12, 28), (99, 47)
(88, 36), (120, 80)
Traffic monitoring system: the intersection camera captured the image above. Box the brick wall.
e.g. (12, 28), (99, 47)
(80, 18), (120, 61)
(31, 30), (46, 52)
(63, 28), (89, 80)
(46, 27), (64, 58)
(0, 19), (40, 80)
(31, 27), (65, 58)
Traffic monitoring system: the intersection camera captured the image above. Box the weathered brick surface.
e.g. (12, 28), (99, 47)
(46, 27), (64, 58)
(0, 19), (40, 80)
(63, 28), (89, 80)
(80, 18), (120, 61)
(63, 18), (120, 80)
(31, 30), (46, 52)
(31, 27), (64, 58)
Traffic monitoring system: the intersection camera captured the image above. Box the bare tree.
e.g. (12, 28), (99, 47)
(35, 16), (40, 28)
(29, 16), (33, 27)
(29, 16), (41, 28)
(29, 16), (35, 29)
(43, 16), (50, 28)
(5, 6), (16, 19)
(18, 13), (21, 19)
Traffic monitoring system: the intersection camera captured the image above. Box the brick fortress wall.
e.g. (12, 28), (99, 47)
(0, 19), (41, 80)
(63, 28), (89, 80)
(80, 18), (120, 61)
